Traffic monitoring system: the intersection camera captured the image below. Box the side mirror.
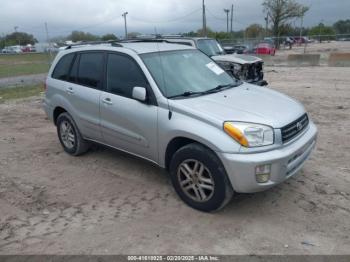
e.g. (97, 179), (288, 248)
(132, 86), (147, 102)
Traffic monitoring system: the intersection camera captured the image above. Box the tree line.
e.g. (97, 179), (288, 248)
(1, 0), (349, 48)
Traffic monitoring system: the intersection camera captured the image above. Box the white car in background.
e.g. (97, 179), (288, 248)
(163, 37), (267, 86)
(1, 45), (22, 54)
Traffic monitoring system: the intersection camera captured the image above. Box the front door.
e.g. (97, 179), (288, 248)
(100, 52), (158, 163)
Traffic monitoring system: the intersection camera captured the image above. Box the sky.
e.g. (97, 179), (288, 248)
(0, 0), (349, 41)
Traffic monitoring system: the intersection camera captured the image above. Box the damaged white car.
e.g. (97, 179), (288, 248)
(163, 37), (267, 86)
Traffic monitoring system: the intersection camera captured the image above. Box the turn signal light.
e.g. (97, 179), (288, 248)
(223, 122), (249, 147)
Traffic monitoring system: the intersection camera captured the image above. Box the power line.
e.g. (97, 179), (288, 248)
(206, 8), (226, 21)
(129, 8), (201, 24)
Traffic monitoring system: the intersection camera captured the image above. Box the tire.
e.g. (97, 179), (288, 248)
(169, 143), (233, 212)
(56, 112), (90, 156)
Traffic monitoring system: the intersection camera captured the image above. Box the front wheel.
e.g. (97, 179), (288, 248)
(169, 143), (233, 212)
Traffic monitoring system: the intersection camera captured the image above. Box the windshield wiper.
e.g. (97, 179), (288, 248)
(168, 82), (241, 99)
(201, 83), (237, 94)
(168, 91), (202, 99)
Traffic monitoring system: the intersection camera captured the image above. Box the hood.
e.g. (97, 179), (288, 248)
(170, 83), (306, 128)
(212, 54), (262, 64)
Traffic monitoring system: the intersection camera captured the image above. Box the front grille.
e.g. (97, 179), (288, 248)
(281, 114), (309, 143)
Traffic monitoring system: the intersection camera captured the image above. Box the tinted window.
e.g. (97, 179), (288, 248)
(107, 53), (148, 98)
(52, 53), (75, 81)
(68, 54), (79, 83)
(77, 52), (104, 89)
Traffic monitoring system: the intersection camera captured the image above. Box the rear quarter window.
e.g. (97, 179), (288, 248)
(52, 53), (75, 81)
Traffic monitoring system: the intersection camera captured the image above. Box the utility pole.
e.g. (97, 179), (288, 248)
(265, 14), (269, 37)
(230, 4), (233, 34)
(224, 9), (230, 33)
(299, 14), (304, 41)
(318, 19), (324, 43)
(122, 12), (128, 39)
(14, 26), (20, 46)
(45, 22), (53, 60)
(202, 0), (207, 37)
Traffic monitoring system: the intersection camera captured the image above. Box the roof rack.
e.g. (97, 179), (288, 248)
(160, 35), (184, 39)
(119, 38), (169, 43)
(65, 40), (122, 50)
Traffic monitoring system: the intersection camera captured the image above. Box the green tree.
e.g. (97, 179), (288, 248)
(196, 27), (214, 37)
(333, 19), (350, 34)
(245, 24), (264, 38)
(183, 31), (198, 37)
(2, 32), (38, 47)
(309, 23), (335, 42)
(68, 31), (99, 42)
(101, 34), (118, 41)
(263, 0), (309, 47)
(127, 32), (141, 39)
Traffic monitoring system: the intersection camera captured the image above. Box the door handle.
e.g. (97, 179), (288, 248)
(102, 97), (113, 105)
(66, 87), (74, 94)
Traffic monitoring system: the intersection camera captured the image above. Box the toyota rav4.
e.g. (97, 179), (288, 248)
(43, 42), (317, 212)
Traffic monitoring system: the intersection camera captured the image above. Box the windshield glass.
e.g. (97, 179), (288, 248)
(197, 39), (225, 56)
(141, 50), (240, 98)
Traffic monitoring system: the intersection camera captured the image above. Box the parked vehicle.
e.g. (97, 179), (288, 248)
(1, 45), (22, 54)
(222, 45), (235, 54)
(294, 36), (312, 44)
(223, 45), (254, 55)
(21, 45), (36, 52)
(255, 43), (276, 56)
(43, 42), (317, 212)
(162, 37), (267, 86)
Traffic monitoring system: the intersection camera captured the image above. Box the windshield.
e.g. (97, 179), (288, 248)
(197, 39), (225, 57)
(141, 50), (240, 98)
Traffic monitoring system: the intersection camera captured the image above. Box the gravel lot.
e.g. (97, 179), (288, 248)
(0, 66), (349, 255)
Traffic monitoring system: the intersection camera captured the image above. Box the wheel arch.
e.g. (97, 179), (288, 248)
(164, 136), (218, 171)
(53, 106), (67, 125)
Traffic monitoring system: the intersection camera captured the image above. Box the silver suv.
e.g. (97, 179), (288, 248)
(43, 42), (317, 212)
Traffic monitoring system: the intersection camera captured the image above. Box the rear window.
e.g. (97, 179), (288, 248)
(52, 53), (75, 81)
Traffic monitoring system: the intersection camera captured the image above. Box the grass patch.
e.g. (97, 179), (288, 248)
(0, 53), (52, 64)
(0, 85), (43, 101)
(0, 53), (54, 78)
(0, 63), (49, 78)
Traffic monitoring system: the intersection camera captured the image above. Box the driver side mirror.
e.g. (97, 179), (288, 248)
(132, 86), (147, 102)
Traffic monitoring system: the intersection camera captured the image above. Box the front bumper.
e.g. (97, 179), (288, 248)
(218, 121), (317, 193)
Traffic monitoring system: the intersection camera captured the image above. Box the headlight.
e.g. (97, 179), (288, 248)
(232, 63), (242, 72)
(223, 122), (274, 147)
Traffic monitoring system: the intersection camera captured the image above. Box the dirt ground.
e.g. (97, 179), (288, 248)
(0, 66), (349, 255)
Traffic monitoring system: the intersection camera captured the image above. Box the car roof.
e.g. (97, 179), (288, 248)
(60, 42), (195, 55)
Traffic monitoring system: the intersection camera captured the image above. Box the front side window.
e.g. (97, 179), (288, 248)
(141, 50), (240, 98)
(76, 52), (104, 89)
(106, 53), (148, 98)
(52, 53), (75, 81)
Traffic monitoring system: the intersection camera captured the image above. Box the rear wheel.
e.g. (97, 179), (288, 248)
(169, 143), (233, 212)
(56, 113), (90, 156)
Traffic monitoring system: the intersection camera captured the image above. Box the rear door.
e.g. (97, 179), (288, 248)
(64, 51), (104, 140)
(100, 52), (158, 163)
